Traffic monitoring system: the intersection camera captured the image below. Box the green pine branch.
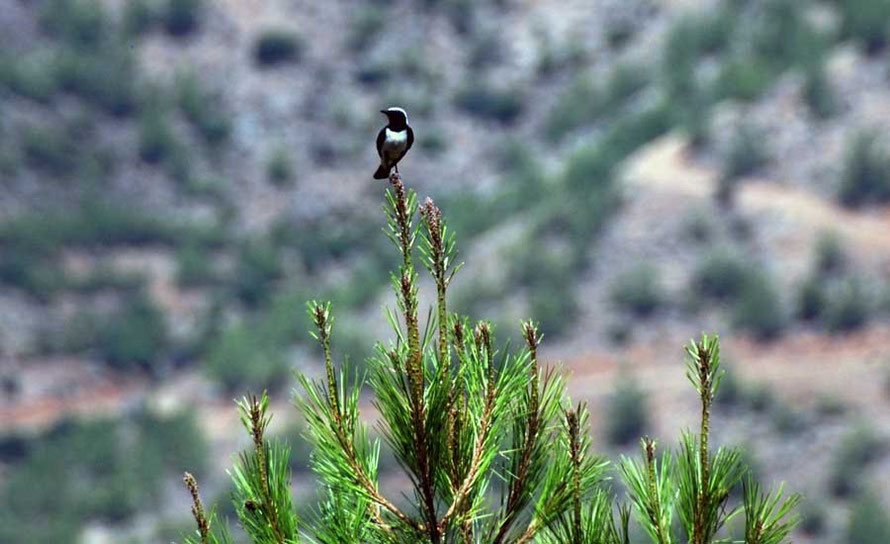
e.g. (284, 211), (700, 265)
(179, 171), (800, 544)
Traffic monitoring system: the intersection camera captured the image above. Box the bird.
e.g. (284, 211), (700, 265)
(374, 107), (414, 179)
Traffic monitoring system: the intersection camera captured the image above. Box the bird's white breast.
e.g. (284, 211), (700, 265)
(384, 128), (408, 152)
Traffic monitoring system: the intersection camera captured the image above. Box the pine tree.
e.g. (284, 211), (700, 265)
(181, 173), (799, 544)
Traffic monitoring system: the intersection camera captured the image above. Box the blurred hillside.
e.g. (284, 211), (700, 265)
(1, 0), (890, 542)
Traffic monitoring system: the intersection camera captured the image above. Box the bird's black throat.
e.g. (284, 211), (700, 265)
(387, 119), (408, 131)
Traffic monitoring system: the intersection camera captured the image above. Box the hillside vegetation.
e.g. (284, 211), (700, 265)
(1, 0), (890, 542)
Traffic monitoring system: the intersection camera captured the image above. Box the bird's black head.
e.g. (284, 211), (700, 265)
(381, 107), (408, 129)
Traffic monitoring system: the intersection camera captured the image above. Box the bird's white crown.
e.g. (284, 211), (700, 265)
(383, 107), (408, 121)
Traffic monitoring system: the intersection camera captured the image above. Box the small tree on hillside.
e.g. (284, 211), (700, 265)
(180, 173), (799, 544)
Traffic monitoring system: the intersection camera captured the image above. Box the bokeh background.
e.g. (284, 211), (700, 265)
(2, 0), (890, 542)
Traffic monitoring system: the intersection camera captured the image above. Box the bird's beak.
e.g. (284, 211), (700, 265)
(380, 109), (387, 115)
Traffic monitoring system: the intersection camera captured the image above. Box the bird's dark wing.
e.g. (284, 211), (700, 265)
(406, 126), (414, 152)
(376, 127), (386, 158)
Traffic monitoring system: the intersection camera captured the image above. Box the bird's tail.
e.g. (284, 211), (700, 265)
(373, 163), (390, 180)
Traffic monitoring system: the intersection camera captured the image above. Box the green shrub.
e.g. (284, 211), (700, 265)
(610, 264), (664, 317)
(278, 423), (315, 473)
(715, 174), (739, 207)
(692, 250), (750, 300)
(507, 235), (574, 289)
(176, 244), (217, 287)
(233, 239), (283, 307)
(0, 247), (65, 301)
(325, 256), (388, 311)
(664, 10), (733, 67)
(254, 29), (302, 66)
(679, 91), (712, 149)
(273, 212), (380, 272)
(769, 400), (806, 435)
(165, 0), (201, 36)
(0, 52), (59, 103)
(347, 6), (384, 51)
(715, 363), (742, 408)
(137, 410), (209, 476)
(829, 426), (883, 497)
(176, 73), (230, 146)
(744, 383), (775, 413)
(823, 278), (870, 332)
(800, 498), (828, 537)
(443, 0), (474, 34)
(328, 317), (375, 367)
(696, 8), (736, 55)
(803, 63), (838, 119)
(138, 108), (179, 164)
(714, 57), (772, 102)
(754, 0), (829, 68)
(205, 322), (290, 393)
(837, 0), (890, 53)
(605, 374), (650, 445)
(663, 20), (699, 101)
(558, 143), (622, 239)
(450, 278), (498, 321)
(0, 146), (20, 177)
(605, 19), (635, 50)
(798, 498), (827, 536)
(53, 47), (140, 116)
(21, 125), (76, 175)
(606, 318), (632, 346)
(39, 0), (109, 49)
(814, 231), (846, 275)
(597, 101), (672, 162)
(796, 275), (827, 321)
(467, 31), (503, 71)
(663, 9), (733, 106)
(731, 270), (785, 340)
(396, 47), (440, 83)
(838, 130), (890, 207)
(546, 64), (649, 142)
(266, 145), (294, 186)
(367, 59), (405, 89)
(534, 32), (586, 76)
(544, 74), (602, 141)
(815, 394), (848, 418)
(165, 146), (193, 185)
(498, 139), (545, 190)
(122, 0), (159, 35)
(433, 190), (500, 243)
(798, 234), (849, 322)
(506, 231), (579, 337)
(454, 82), (524, 123)
(418, 130), (448, 155)
(847, 493), (890, 543)
(99, 294), (168, 370)
(528, 282), (577, 339)
(534, 34), (559, 77)
(724, 123), (768, 180)
(683, 210), (712, 243)
(67, 264), (144, 295)
(603, 62), (648, 107)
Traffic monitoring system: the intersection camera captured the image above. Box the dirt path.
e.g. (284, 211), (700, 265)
(623, 134), (890, 264)
(559, 310), (890, 439)
(0, 358), (145, 433)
